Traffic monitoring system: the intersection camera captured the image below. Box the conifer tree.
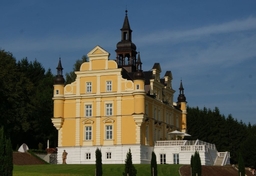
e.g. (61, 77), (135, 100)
(151, 151), (157, 176)
(190, 151), (201, 176)
(190, 155), (195, 176)
(123, 149), (137, 176)
(0, 127), (4, 173)
(238, 152), (245, 176)
(95, 148), (102, 176)
(0, 126), (13, 176)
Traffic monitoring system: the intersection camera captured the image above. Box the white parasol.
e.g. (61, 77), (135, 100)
(168, 130), (191, 139)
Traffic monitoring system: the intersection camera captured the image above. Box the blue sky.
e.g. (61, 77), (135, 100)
(1, 1), (256, 125)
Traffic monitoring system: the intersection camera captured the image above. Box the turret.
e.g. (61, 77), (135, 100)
(52, 58), (65, 131)
(115, 10), (138, 72)
(177, 80), (187, 132)
(133, 52), (145, 115)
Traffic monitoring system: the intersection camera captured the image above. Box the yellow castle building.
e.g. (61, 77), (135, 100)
(52, 11), (187, 164)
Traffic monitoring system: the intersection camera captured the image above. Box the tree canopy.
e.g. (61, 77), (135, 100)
(0, 50), (57, 149)
(187, 106), (256, 166)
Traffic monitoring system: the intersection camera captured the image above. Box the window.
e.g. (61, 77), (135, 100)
(106, 125), (112, 140)
(145, 126), (149, 145)
(145, 104), (148, 115)
(106, 103), (112, 116)
(56, 90), (59, 94)
(85, 105), (92, 117)
(154, 108), (157, 119)
(173, 153), (179, 164)
(106, 152), (111, 159)
(106, 81), (112, 92)
(160, 154), (166, 164)
(85, 153), (91, 160)
(85, 126), (92, 140)
(136, 84), (139, 89)
(86, 82), (92, 93)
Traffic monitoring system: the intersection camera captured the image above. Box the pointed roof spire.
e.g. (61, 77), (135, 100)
(137, 52), (142, 63)
(56, 58), (63, 74)
(177, 80), (186, 102)
(179, 80), (184, 92)
(121, 10), (131, 31)
(54, 58), (65, 84)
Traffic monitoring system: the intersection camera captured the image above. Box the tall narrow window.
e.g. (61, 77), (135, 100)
(173, 153), (179, 164)
(176, 116), (179, 127)
(160, 154), (166, 164)
(85, 126), (92, 140)
(106, 125), (112, 140)
(106, 81), (112, 92)
(85, 105), (92, 117)
(145, 126), (149, 145)
(145, 104), (148, 115)
(154, 108), (157, 120)
(86, 82), (92, 93)
(106, 103), (112, 116)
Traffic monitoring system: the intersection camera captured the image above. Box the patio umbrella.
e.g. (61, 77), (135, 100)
(168, 130), (185, 140)
(183, 133), (191, 137)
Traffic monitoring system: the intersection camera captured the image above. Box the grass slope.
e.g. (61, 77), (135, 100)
(14, 164), (181, 176)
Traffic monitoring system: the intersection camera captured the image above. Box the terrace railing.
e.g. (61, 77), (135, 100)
(155, 140), (217, 152)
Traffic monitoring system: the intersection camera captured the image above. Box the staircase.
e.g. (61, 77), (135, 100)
(214, 155), (224, 166)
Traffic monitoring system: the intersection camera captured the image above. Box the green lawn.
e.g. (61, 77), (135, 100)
(14, 164), (181, 176)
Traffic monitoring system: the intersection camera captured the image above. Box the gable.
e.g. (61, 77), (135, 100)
(87, 45), (109, 60)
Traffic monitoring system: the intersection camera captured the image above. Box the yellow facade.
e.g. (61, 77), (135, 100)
(52, 46), (186, 148)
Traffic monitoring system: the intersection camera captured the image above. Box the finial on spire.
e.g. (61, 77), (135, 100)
(125, 9), (128, 16)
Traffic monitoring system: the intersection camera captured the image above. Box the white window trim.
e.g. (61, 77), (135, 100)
(86, 82), (92, 93)
(106, 81), (112, 92)
(106, 152), (112, 159)
(85, 152), (91, 160)
(84, 126), (92, 141)
(105, 125), (113, 140)
(85, 104), (92, 117)
(105, 103), (113, 116)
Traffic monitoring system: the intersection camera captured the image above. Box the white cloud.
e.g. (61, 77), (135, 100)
(137, 16), (256, 44)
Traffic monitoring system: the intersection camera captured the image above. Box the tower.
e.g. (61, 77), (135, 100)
(52, 58), (65, 132)
(115, 10), (138, 72)
(177, 80), (187, 132)
(132, 53), (145, 144)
